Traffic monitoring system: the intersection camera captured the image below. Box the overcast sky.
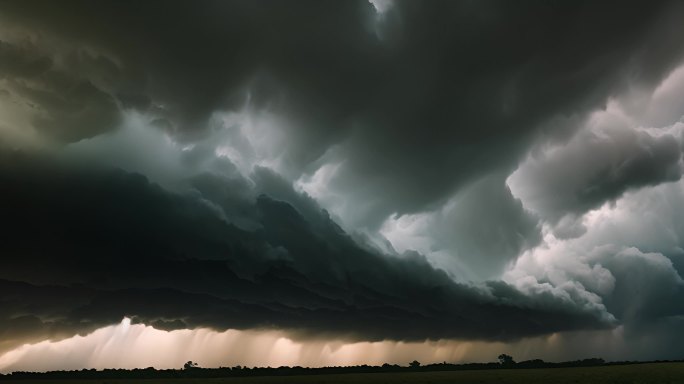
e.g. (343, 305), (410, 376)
(2, 0), (684, 371)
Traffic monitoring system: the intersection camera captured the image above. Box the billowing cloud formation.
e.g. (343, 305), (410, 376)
(2, 0), (684, 368)
(380, 174), (541, 280)
(509, 106), (683, 226)
(3, 0), (684, 226)
(503, 83), (684, 359)
(0, 149), (614, 356)
(506, 175), (684, 324)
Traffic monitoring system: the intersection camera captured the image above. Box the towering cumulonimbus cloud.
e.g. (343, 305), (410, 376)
(2, 0), (684, 369)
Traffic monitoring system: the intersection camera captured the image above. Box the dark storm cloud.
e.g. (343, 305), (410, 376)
(0, 152), (612, 353)
(596, 247), (684, 324)
(2, 0), (684, 358)
(2, 0), (684, 226)
(0, 39), (121, 142)
(0, 40), (51, 78)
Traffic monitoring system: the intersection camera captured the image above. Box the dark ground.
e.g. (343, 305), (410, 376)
(2, 362), (684, 384)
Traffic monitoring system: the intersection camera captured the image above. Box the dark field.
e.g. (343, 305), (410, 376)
(3, 363), (684, 384)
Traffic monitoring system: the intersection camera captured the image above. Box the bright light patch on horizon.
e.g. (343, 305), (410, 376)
(0, 318), (479, 372)
(0, 318), (650, 374)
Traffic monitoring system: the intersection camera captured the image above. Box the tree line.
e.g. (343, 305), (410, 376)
(3, 357), (683, 380)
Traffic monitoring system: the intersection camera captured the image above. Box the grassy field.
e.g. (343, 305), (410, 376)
(3, 363), (684, 384)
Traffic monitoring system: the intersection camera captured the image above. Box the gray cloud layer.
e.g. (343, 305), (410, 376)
(2, 0), (684, 362)
(2, 0), (684, 224)
(509, 111), (683, 225)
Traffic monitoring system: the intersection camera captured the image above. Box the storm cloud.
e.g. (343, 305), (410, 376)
(509, 108), (683, 226)
(3, 0), (684, 223)
(2, 0), (684, 368)
(0, 152), (613, 355)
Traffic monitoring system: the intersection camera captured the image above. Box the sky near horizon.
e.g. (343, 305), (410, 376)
(2, 0), (684, 372)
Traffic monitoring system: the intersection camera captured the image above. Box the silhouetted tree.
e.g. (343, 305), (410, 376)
(409, 360), (421, 368)
(183, 361), (199, 370)
(498, 354), (515, 367)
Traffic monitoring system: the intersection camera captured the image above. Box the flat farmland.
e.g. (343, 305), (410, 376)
(2, 363), (684, 384)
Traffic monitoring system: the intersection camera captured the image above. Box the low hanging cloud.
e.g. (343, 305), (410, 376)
(508, 239), (684, 321)
(0, 148), (616, 356)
